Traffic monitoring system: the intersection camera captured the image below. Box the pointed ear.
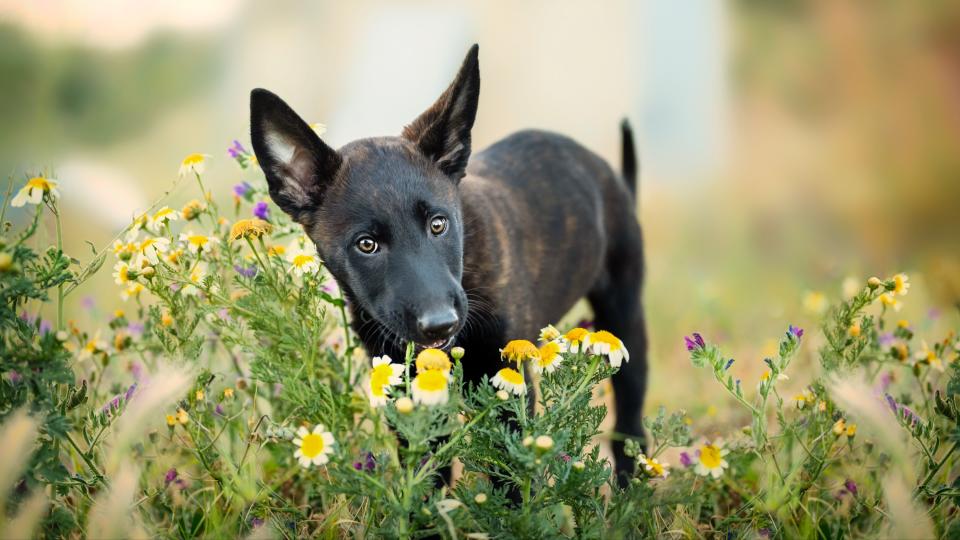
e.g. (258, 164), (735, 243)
(402, 44), (480, 182)
(249, 88), (341, 224)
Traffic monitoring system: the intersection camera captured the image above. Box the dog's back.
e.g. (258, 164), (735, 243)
(459, 128), (641, 339)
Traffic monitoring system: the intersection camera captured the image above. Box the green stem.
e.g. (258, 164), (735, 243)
(64, 432), (108, 488)
(917, 441), (959, 495)
(411, 406), (493, 486)
(52, 202), (65, 331)
(0, 172), (14, 225)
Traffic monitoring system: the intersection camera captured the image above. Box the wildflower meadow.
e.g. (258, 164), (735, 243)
(2, 143), (959, 539)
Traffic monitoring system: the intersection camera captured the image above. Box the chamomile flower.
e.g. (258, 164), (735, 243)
(181, 199), (205, 220)
(893, 273), (910, 296)
(694, 439), (730, 478)
(491, 367), (526, 395)
(638, 455), (670, 478)
(229, 218), (273, 241)
(148, 206), (178, 232)
(112, 240), (137, 261)
(915, 341), (944, 372)
(293, 424), (336, 467)
(11, 176), (59, 207)
(267, 244), (287, 257)
(411, 370), (450, 405)
(182, 263), (209, 296)
(179, 153), (209, 177)
(534, 340), (566, 374)
(136, 237), (170, 265)
(500, 340), (539, 364)
(180, 231), (219, 255)
(879, 293), (902, 311)
(563, 327), (590, 354)
(587, 330), (629, 368)
(113, 261), (135, 285)
(793, 391), (814, 409)
(368, 355), (404, 407)
(77, 331), (108, 361)
(121, 283), (145, 301)
(539, 324), (561, 343)
(416, 348), (452, 373)
(287, 245), (321, 276)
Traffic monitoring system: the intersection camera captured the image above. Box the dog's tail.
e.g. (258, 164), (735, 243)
(620, 118), (638, 198)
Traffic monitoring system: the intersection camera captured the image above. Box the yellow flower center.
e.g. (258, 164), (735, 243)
(538, 341), (561, 367)
(498, 368), (524, 385)
(299, 433), (325, 458)
(187, 235), (209, 248)
(700, 444), (722, 468)
(501, 340), (539, 363)
(140, 238), (158, 251)
(894, 274), (907, 294)
(371, 363), (396, 381)
(647, 460), (665, 476)
(414, 370), (448, 392)
(118, 265), (130, 283)
(268, 245), (286, 256)
(230, 219), (273, 241)
(589, 330), (621, 349)
(181, 153), (206, 166)
(292, 254), (314, 268)
(416, 348), (451, 372)
(25, 177), (53, 191)
(369, 378), (388, 397)
(153, 207), (174, 220)
(564, 327), (589, 343)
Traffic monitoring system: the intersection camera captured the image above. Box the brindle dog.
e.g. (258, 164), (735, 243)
(249, 44), (647, 480)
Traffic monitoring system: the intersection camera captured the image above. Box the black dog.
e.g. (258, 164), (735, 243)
(249, 44), (646, 479)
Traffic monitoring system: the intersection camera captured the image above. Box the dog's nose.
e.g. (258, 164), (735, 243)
(417, 308), (459, 342)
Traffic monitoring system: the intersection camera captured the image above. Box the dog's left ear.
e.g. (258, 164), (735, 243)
(402, 44), (480, 182)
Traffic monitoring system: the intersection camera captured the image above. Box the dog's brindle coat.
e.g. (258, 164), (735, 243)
(250, 45), (647, 480)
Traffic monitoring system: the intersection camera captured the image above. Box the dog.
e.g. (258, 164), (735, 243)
(249, 44), (647, 480)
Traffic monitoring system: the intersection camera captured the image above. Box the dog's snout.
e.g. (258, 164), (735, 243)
(417, 308), (459, 342)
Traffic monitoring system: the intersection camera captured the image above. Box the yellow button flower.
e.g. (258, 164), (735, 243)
(491, 367), (525, 395)
(179, 153), (209, 177)
(500, 340), (539, 364)
(230, 218), (273, 241)
(293, 424), (336, 467)
(416, 348), (452, 373)
(11, 176), (59, 207)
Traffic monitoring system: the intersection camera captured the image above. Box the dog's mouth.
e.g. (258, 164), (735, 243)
(412, 336), (456, 352)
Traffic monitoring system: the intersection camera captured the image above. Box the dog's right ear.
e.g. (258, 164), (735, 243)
(249, 88), (341, 224)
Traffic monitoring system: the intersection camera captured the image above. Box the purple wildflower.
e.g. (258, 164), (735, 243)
(234, 264), (258, 278)
(227, 140), (248, 159)
(844, 479), (858, 496)
(164, 468), (178, 485)
(8, 370), (22, 384)
(253, 201), (269, 220)
(885, 393), (898, 413)
(39, 319), (52, 335)
(215, 403), (224, 416)
(364, 452), (376, 471)
(126, 322), (145, 337)
(788, 325), (804, 339)
(233, 182), (253, 198)
(124, 383), (137, 401)
(684, 336), (696, 351)
(879, 333), (895, 347)
(879, 371), (893, 392)
(130, 361), (143, 381)
(560, 453), (572, 463)
(679, 452), (693, 467)
(250, 517), (264, 529)
(724, 358), (735, 370)
(693, 333), (705, 348)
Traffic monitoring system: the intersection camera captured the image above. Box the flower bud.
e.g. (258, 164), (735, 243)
(496, 390), (509, 401)
(140, 266), (155, 278)
(867, 277), (882, 289)
(474, 493), (487, 504)
(0, 252), (12, 271)
(451, 346), (465, 361)
(522, 436), (534, 447)
(572, 461), (585, 471)
(396, 397), (414, 414)
(535, 435), (554, 451)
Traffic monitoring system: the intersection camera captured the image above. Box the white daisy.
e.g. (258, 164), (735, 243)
(179, 231), (219, 255)
(491, 367), (526, 395)
(411, 370), (450, 406)
(148, 206), (179, 232)
(367, 355), (404, 407)
(694, 439), (730, 479)
(11, 177), (59, 207)
(287, 246), (321, 276)
(293, 424), (335, 467)
(587, 330), (630, 368)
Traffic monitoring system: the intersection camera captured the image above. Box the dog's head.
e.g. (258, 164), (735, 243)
(249, 45), (480, 351)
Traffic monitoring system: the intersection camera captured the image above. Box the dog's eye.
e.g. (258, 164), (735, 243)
(356, 236), (378, 254)
(429, 216), (448, 236)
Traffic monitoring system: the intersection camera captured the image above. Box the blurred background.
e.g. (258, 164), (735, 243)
(2, 0), (959, 427)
